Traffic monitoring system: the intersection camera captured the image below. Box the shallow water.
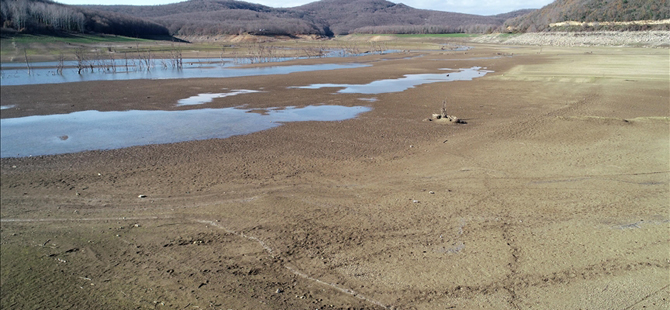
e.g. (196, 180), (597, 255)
(0, 62), (370, 86)
(291, 67), (492, 94)
(0, 58), (233, 69)
(0, 48), (406, 86)
(177, 89), (261, 106)
(358, 98), (378, 102)
(0, 105), (371, 158)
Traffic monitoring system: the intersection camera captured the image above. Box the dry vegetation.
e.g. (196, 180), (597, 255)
(79, 0), (526, 36)
(0, 0), (170, 37)
(505, 0), (670, 32)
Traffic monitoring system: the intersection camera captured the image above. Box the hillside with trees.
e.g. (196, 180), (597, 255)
(505, 0), (670, 32)
(82, 0), (526, 36)
(294, 0), (507, 35)
(0, 0), (170, 37)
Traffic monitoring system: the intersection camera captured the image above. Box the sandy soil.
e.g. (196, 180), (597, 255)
(1, 44), (668, 309)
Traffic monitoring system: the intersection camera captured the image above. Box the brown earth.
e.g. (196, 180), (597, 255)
(1, 44), (668, 309)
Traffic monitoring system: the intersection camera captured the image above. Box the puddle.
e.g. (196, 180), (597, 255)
(1, 105), (15, 110)
(0, 105), (371, 158)
(177, 89), (261, 106)
(0, 62), (370, 86)
(291, 67), (492, 94)
(358, 98), (378, 102)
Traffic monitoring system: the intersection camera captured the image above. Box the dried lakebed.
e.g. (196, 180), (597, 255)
(1, 66), (492, 157)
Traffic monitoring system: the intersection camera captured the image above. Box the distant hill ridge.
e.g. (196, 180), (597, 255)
(505, 0), (670, 32)
(79, 0), (533, 36)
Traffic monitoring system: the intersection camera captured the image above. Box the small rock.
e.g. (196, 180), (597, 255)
(134, 224), (140, 227)
(413, 200), (420, 203)
(138, 195), (147, 198)
(429, 191), (435, 194)
(276, 288), (283, 294)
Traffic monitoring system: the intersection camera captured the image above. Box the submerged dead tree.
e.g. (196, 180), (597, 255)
(74, 47), (86, 74)
(428, 98), (465, 124)
(23, 49), (31, 75)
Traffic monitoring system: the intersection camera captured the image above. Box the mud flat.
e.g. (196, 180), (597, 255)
(1, 44), (668, 309)
(473, 30), (670, 47)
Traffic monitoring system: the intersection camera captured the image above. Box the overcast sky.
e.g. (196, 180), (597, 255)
(56, 0), (554, 15)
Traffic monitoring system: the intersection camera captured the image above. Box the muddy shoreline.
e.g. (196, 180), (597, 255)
(1, 44), (668, 309)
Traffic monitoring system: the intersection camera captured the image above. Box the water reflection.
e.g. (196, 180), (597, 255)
(177, 89), (261, 106)
(358, 98), (379, 102)
(0, 62), (370, 86)
(1, 105), (371, 157)
(291, 67), (492, 94)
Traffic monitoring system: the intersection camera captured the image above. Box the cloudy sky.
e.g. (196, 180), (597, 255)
(56, 0), (555, 15)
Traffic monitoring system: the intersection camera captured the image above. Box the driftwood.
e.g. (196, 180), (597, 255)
(428, 99), (464, 123)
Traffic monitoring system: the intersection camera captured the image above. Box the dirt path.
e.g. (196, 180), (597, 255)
(1, 44), (668, 309)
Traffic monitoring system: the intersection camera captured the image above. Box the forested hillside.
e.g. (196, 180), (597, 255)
(3, 0), (667, 38)
(492, 9), (536, 20)
(295, 0), (506, 35)
(151, 9), (326, 36)
(0, 0), (170, 37)
(83, 0), (522, 36)
(505, 0), (670, 32)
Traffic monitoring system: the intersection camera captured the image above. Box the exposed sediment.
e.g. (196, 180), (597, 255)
(472, 31), (670, 47)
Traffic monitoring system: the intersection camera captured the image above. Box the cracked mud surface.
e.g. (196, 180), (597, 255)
(1, 44), (668, 309)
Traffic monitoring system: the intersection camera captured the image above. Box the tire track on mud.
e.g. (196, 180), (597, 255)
(0, 215), (172, 223)
(195, 219), (391, 309)
(1, 215), (391, 309)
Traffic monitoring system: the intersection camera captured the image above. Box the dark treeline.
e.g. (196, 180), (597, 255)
(1, 0), (170, 37)
(505, 0), (670, 32)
